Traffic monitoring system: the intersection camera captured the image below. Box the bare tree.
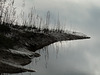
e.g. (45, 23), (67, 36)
(57, 13), (60, 30)
(45, 11), (50, 29)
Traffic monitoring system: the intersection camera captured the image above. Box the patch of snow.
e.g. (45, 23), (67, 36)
(72, 32), (87, 37)
(9, 49), (34, 56)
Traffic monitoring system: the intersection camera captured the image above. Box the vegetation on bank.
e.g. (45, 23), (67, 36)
(0, 0), (91, 74)
(0, 0), (90, 51)
(0, 0), (62, 50)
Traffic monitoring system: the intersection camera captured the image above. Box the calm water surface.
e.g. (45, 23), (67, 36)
(5, 35), (100, 75)
(3, 0), (100, 75)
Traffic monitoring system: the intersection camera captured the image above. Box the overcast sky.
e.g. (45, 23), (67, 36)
(10, 0), (100, 75)
(13, 0), (100, 36)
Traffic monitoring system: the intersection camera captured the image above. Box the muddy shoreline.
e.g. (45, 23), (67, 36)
(0, 23), (90, 74)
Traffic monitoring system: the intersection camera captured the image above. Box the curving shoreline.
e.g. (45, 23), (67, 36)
(0, 23), (90, 74)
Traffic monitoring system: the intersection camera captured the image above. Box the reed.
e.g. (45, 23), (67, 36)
(0, 0), (67, 34)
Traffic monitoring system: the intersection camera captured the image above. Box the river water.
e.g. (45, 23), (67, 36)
(2, 0), (100, 75)
(5, 34), (99, 75)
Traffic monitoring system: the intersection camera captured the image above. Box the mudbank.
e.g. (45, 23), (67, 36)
(0, 23), (90, 74)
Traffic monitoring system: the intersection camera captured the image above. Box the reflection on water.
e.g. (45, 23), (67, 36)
(1, 39), (93, 75)
(2, 37), (100, 75)
(1, 0), (100, 75)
